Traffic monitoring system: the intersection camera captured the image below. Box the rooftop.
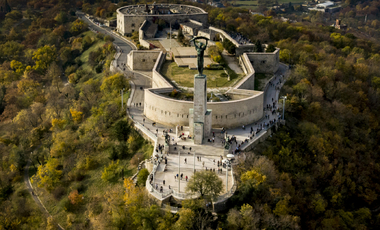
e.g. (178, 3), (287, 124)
(119, 4), (206, 16)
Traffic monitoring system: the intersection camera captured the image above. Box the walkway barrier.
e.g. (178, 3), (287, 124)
(162, 204), (181, 213)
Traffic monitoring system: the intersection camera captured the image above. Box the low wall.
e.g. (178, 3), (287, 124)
(246, 48), (280, 74)
(235, 53), (255, 90)
(209, 27), (254, 56)
(127, 50), (161, 71)
(152, 52), (173, 88)
(144, 88), (263, 128)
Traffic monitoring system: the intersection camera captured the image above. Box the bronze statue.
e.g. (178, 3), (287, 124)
(190, 36), (209, 76)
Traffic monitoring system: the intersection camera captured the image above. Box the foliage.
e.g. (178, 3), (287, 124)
(186, 170), (223, 200)
(31, 158), (62, 192)
(101, 160), (120, 182)
(137, 168), (149, 187)
(68, 190), (83, 205)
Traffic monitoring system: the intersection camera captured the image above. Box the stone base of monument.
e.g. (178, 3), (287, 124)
(204, 109), (212, 137)
(189, 109), (194, 136)
(193, 122), (204, 144)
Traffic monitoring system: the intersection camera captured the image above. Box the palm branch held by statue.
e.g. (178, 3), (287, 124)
(190, 36), (209, 76)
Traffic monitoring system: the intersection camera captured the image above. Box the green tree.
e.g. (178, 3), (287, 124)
(137, 168), (149, 187)
(186, 170), (223, 199)
(254, 40), (264, 52)
(101, 160), (120, 182)
(266, 44), (276, 52)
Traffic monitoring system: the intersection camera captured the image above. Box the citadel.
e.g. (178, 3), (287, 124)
(111, 4), (288, 210)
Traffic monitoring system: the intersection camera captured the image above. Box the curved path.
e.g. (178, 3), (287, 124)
(24, 151), (65, 230)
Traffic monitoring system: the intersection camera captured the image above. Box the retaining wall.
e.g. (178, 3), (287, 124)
(246, 48), (280, 74)
(127, 50), (161, 71)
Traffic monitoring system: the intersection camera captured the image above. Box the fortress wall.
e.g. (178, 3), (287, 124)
(152, 52), (173, 88)
(117, 4), (208, 35)
(127, 50), (161, 71)
(144, 89), (263, 128)
(247, 48), (280, 74)
(235, 53), (255, 90)
(139, 20), (151, 49)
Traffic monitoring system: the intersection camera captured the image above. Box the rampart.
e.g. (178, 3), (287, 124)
(246, 48), (280, 74)
(127, 50), (161, 71)
(144, 50), (264, 128)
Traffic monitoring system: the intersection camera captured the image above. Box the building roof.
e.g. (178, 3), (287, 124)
(119, 4), (205, 16)
(316, 1), (334, 8)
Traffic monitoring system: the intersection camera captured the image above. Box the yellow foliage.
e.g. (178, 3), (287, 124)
(68, 190), (83, 205)
(10, 164), (17, 172)
(31, 158), (62, 191)
(70, 109), (83, 123)
(241, 169), (266, 187)
(51, 118), (66, 129)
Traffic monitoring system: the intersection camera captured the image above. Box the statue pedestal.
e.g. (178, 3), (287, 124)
(189, 74), (212, 145)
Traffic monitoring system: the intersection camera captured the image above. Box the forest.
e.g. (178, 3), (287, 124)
(0, 0), (380, 229)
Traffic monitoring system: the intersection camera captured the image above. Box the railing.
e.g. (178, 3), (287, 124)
(172, 190), (200, 199)
(214, 166), (236, 203)
(162, 204), (181, 213)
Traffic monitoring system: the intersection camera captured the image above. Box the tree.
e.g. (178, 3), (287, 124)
(266, 44), (276, 52)
(137, 168), (149, 187)
(101, 160), (120, 182)
(70, 19), (88, 35)
(68, 190), (83, 205)
(186, 170), (223, 199)
(70, 109), (83, 123)
(32, 45), (57, 73)
(100, 73), (128, 96)
(31, 158), (62, 192)
(254, 40), (264, 52)
(112, 119), (130, 141)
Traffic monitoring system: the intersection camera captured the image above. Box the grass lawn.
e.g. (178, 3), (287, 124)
(160, 61), (244, 88)
(79, 32), (106, 79)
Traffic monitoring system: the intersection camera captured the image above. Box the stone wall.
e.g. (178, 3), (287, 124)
(144, 89), (263, 128)
(117, 4), (208, 35)
(127, 50), (161, 71)
(152, 52), (174, 88)
(139, 20), (152, 49)
(246, 48), (280, 74)
(235, 53), (255, 90)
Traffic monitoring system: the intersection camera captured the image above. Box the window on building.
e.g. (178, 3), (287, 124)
(132, 29), (135, 33)
(153, 59), (156, 62)
(261, 60), (266, 64)
(132, 23), (135, 27)
(142, 59), (146, 62)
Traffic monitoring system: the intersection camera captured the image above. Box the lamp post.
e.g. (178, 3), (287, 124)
(193, 151), (196, 173)
(178, 151), (180, 193)
(281, 96), (287, 120)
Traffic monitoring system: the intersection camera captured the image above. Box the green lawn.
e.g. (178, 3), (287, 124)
(160, 61), (244, 88)
(79, 32), (106, 78)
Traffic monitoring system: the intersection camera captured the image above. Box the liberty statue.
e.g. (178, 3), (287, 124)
(190, 36), (209, 76)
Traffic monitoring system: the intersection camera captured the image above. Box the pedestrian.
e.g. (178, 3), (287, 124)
(213, 159), (215, 165)
(190, 147), (192, 151)
(197, 156), (199, 161)
(143, 118), (145, 123)
(212, 137), (215, 143)
(202, 161), (205, 167)
(163, 180), (165, 185)
(174, 175), (176, 180)
(186, 176), (188, 181)
(169, 185), (171, 189)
